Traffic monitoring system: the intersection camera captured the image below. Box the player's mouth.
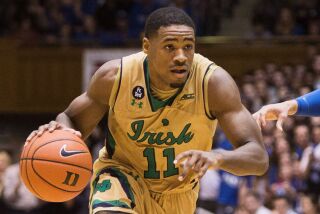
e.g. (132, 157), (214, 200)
(171, 69), (188, 79)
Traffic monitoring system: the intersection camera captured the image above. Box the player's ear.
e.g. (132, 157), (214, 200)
(142, 37), (150, 54)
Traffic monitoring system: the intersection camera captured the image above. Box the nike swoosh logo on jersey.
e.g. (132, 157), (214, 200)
(60, 144), (87, 157)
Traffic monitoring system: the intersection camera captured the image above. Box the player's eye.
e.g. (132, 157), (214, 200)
(165, 44), (175, 51)
(184, 44), (194, 50)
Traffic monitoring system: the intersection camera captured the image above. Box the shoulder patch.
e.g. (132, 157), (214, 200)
(132, 86), (145, 100)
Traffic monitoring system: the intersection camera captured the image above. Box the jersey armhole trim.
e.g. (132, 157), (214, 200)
(203, 64), (218, 120)
(110, 59), (122, 112)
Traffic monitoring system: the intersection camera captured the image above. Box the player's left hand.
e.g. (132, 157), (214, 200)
(174, 150), (223, 181)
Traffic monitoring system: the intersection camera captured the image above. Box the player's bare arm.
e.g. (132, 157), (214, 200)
(208, 67), (268, 176)
(26, 59), (120, 142)
(175, 67), (269, 179)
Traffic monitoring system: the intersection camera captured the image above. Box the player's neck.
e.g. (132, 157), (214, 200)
(146, 59), (179, 100)
(150, 82), (179, 101)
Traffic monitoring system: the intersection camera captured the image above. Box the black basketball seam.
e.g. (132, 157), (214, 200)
(31, 159), (90, 193)
(31, 138), (89, 162)
(30, 138), (92, 193)
(31, 138), (90, 163)
(20, 158), (92, 172)
(24, 137), (42, 198)
(19, 148), (27, 195)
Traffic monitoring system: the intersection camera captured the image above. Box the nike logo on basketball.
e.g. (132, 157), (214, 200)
(60, 144), (87, 157)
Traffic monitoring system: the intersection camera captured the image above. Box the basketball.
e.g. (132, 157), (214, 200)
(19, 129), (93, 202)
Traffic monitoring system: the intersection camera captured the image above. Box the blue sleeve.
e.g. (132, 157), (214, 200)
(296, 89), (320, 116)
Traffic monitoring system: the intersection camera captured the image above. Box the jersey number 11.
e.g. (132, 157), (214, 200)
(143, 147), (179, 179)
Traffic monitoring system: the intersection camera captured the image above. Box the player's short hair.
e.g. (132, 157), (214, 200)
(144, 7), (195, 38)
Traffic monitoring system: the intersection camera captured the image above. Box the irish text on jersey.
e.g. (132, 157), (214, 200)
(127, 119), (194, 145)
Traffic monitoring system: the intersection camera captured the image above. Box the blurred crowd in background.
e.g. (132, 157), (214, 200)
(1, 0), (320, 214)
(250, 0), (320, 38)
(0, 0), (238, 46)
(1, 0), (320, 46)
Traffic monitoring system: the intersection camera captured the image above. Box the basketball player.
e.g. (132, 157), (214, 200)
(253, 89), (320, 130)
(27, 7), (268, 214)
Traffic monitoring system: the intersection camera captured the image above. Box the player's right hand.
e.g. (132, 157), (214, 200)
(26, 121), (82, 144)
(174, 150), (223, 181)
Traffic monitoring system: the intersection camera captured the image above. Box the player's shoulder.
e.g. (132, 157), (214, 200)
(94, 59), (121, 83)
(208, 66), (231, 84)
(207, 66), (239, 99)
(207, 66), (241, 111)
(88, 59), (121, 104)
(122, 51), (147, 69)
(193, 53), (214, 65)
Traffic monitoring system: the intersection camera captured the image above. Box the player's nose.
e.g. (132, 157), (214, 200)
(174, 48), (187, 65)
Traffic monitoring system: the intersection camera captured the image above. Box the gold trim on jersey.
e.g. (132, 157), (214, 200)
(204, 64), (220, 119)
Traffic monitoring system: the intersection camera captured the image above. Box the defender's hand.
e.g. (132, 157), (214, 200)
(252, 101), (296, 131)
(174, 150), (223, 181)
(26, 121), (82, 144)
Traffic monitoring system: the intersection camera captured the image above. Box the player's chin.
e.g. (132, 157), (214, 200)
(169, 73), (188, 88)
(169, 81), (186, 89)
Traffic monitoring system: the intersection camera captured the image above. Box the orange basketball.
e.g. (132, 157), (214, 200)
(19, 129), (93, 202)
